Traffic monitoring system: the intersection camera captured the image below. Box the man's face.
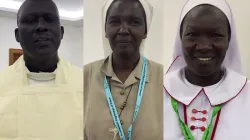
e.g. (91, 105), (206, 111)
(15, 0), (64, 59)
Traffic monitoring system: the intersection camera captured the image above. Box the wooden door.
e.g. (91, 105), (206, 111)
(9, 48), (23, 66)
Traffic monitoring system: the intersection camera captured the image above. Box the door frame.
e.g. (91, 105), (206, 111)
(9, 48), (23, 66)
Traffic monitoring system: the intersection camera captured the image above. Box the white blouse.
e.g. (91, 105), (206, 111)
(164, 68), (250, 140)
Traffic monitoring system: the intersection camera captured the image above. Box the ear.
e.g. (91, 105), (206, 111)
(60, 26), (64, 39)
(105, 24), (108, 38)
(142, 32), (147, 39)
(15, 28), (20, 42)
(105, 32), (108, 38)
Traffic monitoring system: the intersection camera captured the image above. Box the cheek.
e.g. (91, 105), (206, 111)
(181, 40), (195, 55)
(19, 32), (32, 43)
(51, 26), (61, 33)
(106, 25), (120, 35)
(213, 41), (229, 56)
(130, 27), (145, 39)
(18, 27), (35, 40)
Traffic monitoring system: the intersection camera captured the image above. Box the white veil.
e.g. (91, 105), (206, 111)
(166, 0), (244, 75)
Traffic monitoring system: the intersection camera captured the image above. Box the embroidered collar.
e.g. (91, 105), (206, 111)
(164, 68), (247, 106)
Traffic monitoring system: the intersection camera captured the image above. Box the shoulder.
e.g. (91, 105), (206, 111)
(245, 80), (250, 90)
(0, 65), (21, 90)
(164, 68), (181, 82)
(243, 81), (250, 95)
(147, 59), (162, 68)
(0, 65), (15, 77)
(0, 65), (18, 80)
(146, 58), (163, 84)
(83, 58), (107, 90)
(58, 58), (83, 87)
(83, 59), (106, 104)
(84, 58), (105, 77)
(61, 58), (82, 75)
(147, 59), (163, 74)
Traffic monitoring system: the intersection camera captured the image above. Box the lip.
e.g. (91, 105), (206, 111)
(116, 39), (132, 42)
(34, 35), (51, 42)
(116, 41), (132, 45)
(34, 38), (51, 45)
(35, 37), (51, 41)
(34, 41), (51, 46)
(194, 57), (215, 61)
(116, 42), (132, 46)
(117, 42), (131, 44)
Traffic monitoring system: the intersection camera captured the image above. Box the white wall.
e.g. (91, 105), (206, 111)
(163, 0), (183, 72)
(227, 0), (250, 78)
(83, 0), (164, 65)
(163, 0), (250, 78)
(0, 16), (83, 71)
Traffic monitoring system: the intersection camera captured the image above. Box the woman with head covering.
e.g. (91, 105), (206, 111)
(84, 0), (163, 139)
(164, 0), (250, 139)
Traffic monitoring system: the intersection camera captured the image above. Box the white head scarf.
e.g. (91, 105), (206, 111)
(101, 0), (153, 57)
(166, 0), (244, 75)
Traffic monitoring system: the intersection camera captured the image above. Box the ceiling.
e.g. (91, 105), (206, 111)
(0, 0), (83, 26)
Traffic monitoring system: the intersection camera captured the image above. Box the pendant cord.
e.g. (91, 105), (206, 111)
(108, 77), (133, 117)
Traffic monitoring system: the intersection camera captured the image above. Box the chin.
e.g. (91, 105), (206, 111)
(194, 68), (216, 76)
(195, 71), (214, 76)
(119, 51), (130, 58)
(35, 50), (56, 57)
(116, 51), (135, 60)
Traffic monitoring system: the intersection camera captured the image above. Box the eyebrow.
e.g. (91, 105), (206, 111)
(24, 12), (58, 17)
(184, 24), (227, 30)
(107, 15), (143, 20)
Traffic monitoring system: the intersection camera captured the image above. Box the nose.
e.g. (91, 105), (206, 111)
(196, 36), (212, 52)
(35, 18), (48, 32)
(118, 23), (129, 36)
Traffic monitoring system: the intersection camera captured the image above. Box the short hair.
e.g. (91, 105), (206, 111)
(16, 0), (58, 26)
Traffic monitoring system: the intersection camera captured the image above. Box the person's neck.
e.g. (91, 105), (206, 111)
(112, 53), (140, 83)
(24, 54), (58, 73)
(185, 68), (224, 87)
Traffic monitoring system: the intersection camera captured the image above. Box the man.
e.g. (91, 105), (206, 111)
(0, 0), (83, 139)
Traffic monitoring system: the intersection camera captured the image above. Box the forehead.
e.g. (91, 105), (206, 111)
(19, 1), (59, 17)
(107, 0), (145, 18)
(182, 5), (229, 29)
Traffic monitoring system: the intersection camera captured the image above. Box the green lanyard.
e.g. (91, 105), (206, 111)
(171, 98), (222, 140)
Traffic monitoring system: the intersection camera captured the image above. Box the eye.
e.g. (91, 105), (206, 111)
(130, 20), (141, 26)
(45, 15), (58, 23)
(212, 33), (224, 38)
(108, 19), (120, 25)
(25, 17), (37, 23)
(185, 33), (197, 36)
